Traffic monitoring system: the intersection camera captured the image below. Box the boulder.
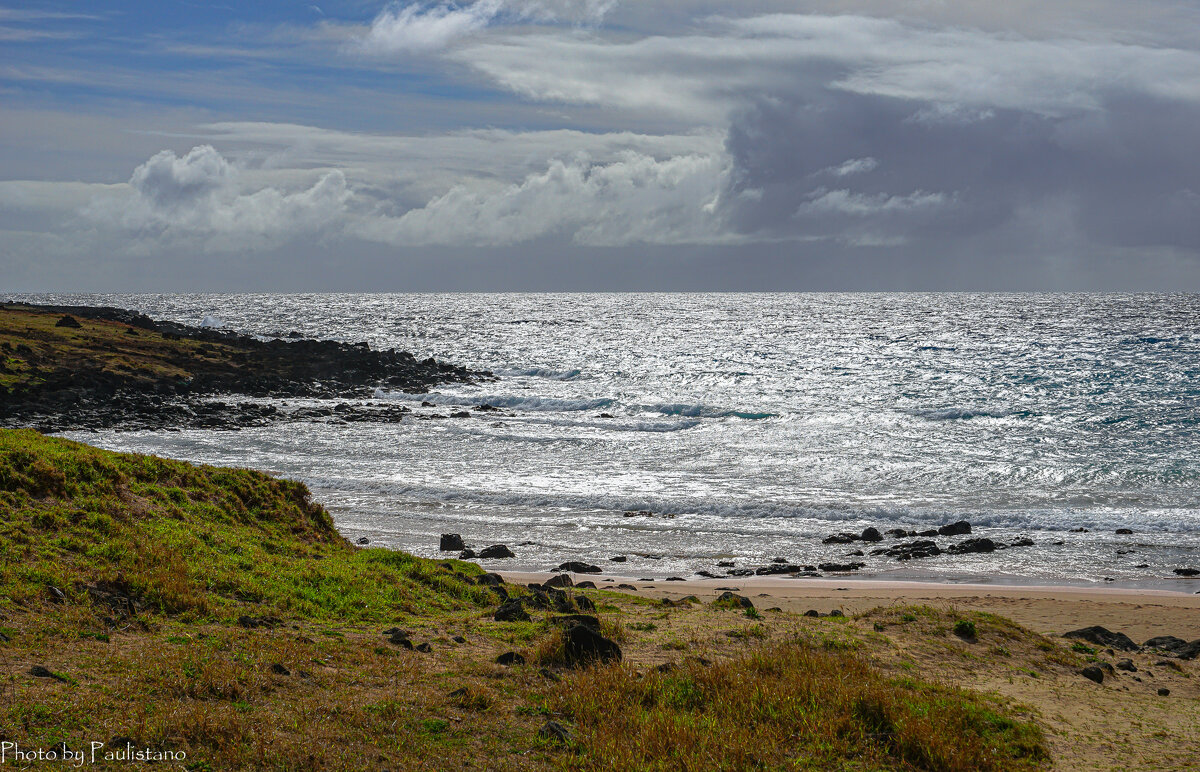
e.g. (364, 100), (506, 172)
(1116, 528), (1134, 535)
(356, 537), (370, 545)
(885, 528), (915, 538)
(823, 533), (858, 544)
(1079, 666), (1105, 684)
(938, 520), (972, 536)
(544, 574), (574, 588)
(556, 561), (602, 574)
(475, 572), (505, 587)
(727, 568), (756, 577)
(946, 537), (997, 555)
(1144, 635), (1187, 652)
(496, 651), (525, 666)
(575, 580), (596, 589)
(494, 600), (530, 623)
(440, 533), (466, 551)
(1158, 688), (1170, 696)
(1173, 568), (1200, 577)
(1116, 659), (1137, 672)
(1009, 537), (1035, 548)
(55, 315), (82, 329)
(459, 548), (477, 559)
(609, 555), (627, 562)
(755, 564), (802, 575)
(817, 562), (865, 572)
(860, 527), (884, 542)
(884, 540), (941, 560)
(480, 544), (515, 559)
(713, 591), (754, 610)
(561, 621), (622, 665)
(1063, 626), (1139, 652)
(388, 631), (414, 649)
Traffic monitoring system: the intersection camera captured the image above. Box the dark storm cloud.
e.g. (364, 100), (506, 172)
(719, 89), (1200, 252)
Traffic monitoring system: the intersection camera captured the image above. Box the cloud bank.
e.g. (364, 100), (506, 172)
(4, 2), (1200, 288)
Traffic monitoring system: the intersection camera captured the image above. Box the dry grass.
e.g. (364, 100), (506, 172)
(554, 641), (1048, 771)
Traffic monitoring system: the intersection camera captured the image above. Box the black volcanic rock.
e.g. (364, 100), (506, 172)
(938, 520), (972, 536)
(884, 540), (941, 560)
(946, 538), (997, 555)
(479, 545), (515, 559)
(440, 534), (466, 551)
(556, 561), (602, 574)
(818, 562), (865, 572)
(1, 302), (489, 432)
(1063, 626), (1139, 652)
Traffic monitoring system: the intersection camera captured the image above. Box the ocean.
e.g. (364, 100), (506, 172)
(21, 292), (1200, 586)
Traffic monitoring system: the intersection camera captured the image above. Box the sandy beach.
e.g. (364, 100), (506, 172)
(503, 572), (1200, 642)
(501, 571), (1200, 770)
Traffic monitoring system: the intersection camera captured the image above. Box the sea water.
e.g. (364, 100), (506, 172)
(21, 293), (1200, 586)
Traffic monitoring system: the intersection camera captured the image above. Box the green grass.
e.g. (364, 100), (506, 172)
(0, 429), (490, 629)
(0, 429), (1064, 770)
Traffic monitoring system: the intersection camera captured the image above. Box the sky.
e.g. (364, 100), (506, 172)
(2, 0), (1200, 291)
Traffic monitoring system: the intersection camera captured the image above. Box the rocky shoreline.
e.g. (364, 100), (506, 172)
(0, 302), (492, 432)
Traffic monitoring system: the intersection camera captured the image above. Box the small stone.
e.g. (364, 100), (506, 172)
(480, 544), (515, 559)
(609, 555), (627, 562)
(861, 527), (883, 542)
(1079, 666), (1105, 684)
(459, 548), (477, 559)
(440, 533), (466, 551)
(1173, 568), (1200, 577)
(388, 631), (414, 649)
(1158, 687), (1170, 696)
(496, 651), (525, 666)
(538, 720), (573, 744)
(415, 642), (432, 653)
(452, 635), (467, 644)
(356, 537), (370, 545)
(1116, 659), (1137, 672)
(270, 663), (291, 676)
(29, 665), (67, 682)
(1116, 528), (1133, 535)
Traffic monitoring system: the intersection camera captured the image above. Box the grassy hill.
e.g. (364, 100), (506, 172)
(0, 429), (1052, 770)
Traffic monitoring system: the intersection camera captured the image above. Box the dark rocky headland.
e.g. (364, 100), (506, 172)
(0, 302), (490, 432)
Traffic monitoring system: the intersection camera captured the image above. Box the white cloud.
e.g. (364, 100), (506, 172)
(82, 145), (351, 252)
(451, 13), (1200, 122)
(798, 188), (950, 216)
(824, 157), (878, 177)
(354, 0), (616, 55)
(355, 151), (729, 246)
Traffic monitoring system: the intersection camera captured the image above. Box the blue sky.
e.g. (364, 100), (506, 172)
(3, 1), (1200, 290)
